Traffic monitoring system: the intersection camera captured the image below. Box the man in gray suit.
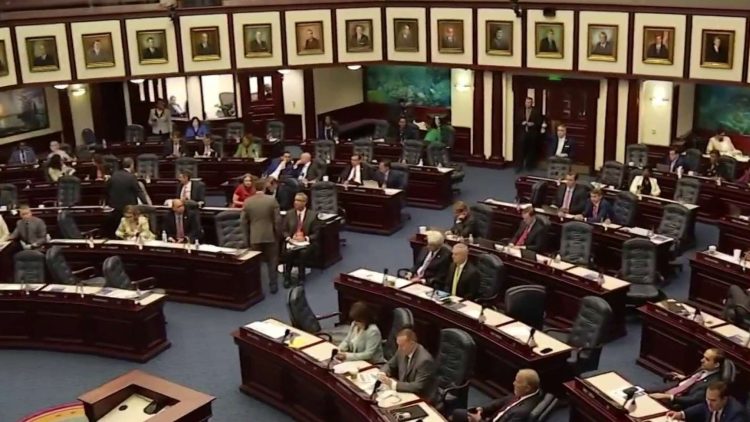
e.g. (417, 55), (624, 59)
(9, 205), (47, 249)
(378, 328), (437, 400)
(241, 178), (281, 293)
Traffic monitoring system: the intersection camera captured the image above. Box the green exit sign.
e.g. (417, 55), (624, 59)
(548, 75), (563, 81)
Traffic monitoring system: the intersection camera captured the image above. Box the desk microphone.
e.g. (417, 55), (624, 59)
(382, 268), (389, 285)
(370, 380), (382, 400)
(478, 305), (487, 324)
(623, 387), (637, 413)
(692, 307), (704, 325)
(327, 348), (338, 371)
(281, 329), (291, 344)
(526, 328), (537, 348)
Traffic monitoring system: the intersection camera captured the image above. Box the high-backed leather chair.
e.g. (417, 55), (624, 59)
(657, 203), (690, 254)
(475, 253), (504, 303)
(56, 176), (81, 207)
(103, 154), (120, 173)
(286, 286), (348, 342)
(311, 181), (339, 215)
(673, 178), (701, 205)
(721, 359), (737, 384)
(14, 250), (46, 284)
(81, 128), (97, 148)
(383, 308), (414, 360)
(505, 285), (546, 330)
(125, 124), (145, 143)
(426, 143), (465, 186)
(530, 393), (559, 422)
(401, 139), (424, 165)
(45, 246), (105, 286)
(175, 157), (199, 178)
(314, 139), (336, 162)
(277, 177), (301, 211)
(102, 256), (155, 290)
(58, 211), (98, 239)
(683, 148), (702, 173)
(433, 328), (475, 413)
(137, 153), (160, 180)
(559, 221), (592, 266)
(620, 238), (662, 304)
(547, 156), (571, 180)
(352, 138), (374, 163)
(0, 184), (18, 208)
(545, 296), (612, 375)
(225, 122), (245, 140)
(723, 285), (750, 330)
(215, 211), (246, 248)
(530, 180), (548, 207)
(388, 163), (409, 190)
(598, 161), (625, 188)
(266, 120), (284, 141)
(719, 155), (738, 181)
(625, 144), (648, 168)
(611, 191), (638, 226)
(468, 204), (492, 239)
(440, 125), (456, 149)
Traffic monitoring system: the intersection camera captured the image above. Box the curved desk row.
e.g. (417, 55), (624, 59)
(718, 215), (750, 255)
(336, 269), (574, 397)
(0, 283), (168, 362)
(689, 250), (750, 315)
(233, 318), (445, 422)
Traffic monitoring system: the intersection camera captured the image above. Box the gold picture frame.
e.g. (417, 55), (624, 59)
(295, 21), (324, 55)
(393, 18), (419, 52)
(190, 26), (221, 61)
(346, 19), (374, 53)
(26, 36), (59, 73)
(701, 29), (734, 69)
(243, 24), (272, 58)
(437, 19), (464, 54)
(82, 32), (115, 69)
(535, 22), (564, 59)
(136, 30), (168, 65)
(642, 26), (675, 65)
(486, 21), (513, 56)
(0, 40), (9, 77)
(587, 24), (618, 62)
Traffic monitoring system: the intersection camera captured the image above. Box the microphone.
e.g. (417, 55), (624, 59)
(370, 379), (382, 400)
(526, 328), (537, 348)
(692, 307), (704, 325)
(281, 329), (291, 344)
(382, 268), (389, 286)
(477, 304), (487, 324)
(77, 281), (84, 298)
(623, 387), (637, 413)
(327, 348), (338, 371)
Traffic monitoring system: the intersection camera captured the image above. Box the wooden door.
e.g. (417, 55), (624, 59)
(237, 71), (284, 135)
(89, 82), (127, 142)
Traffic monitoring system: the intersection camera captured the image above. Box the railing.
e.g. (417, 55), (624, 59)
(0, 0), (222, 13)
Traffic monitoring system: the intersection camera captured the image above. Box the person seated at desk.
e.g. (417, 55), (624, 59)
(194, 137), (217, 158)
(48, 140), (72, 162)
(291, 152), (322, 182)
(378, 328), (437, 401)
(232, 174), (256, 208)
(666, 381), (748, 422)
(184, 117), (209, 140)
(335, 301), (384, 363)
(162, 199), (202, 243)
(703, 150), (731, 179)
(630, 167), (661, 197)
(547, 124), (574, 158)
(91, 154), (110, 180)
(666, 148), (685, 173)
(410, 230), (452, 285)
(177, 170), (205, 203)
(437, 243), (479, 299)
(575, 188), (613, 223)
(706, 128), (738, 155)
(449, 201), (478, 238)
(649, 348), (724, 409)
(554, 172), (588, 215)
(452, 369), (543, 422)
(737, 167), (750, 185)
(339, 153), (373, 186)
(234, 134), (261, 159)
(164, 131), (186, 158)
(116, 205), (155, 241)
(392, 117), (418, 144)
(47, 154), (74, 182)
(281, 192), (319, 287)
(0, 214), (9, 241)
(265, 151), (293, 179)
(510, 206), (546, 252)
(423, 120), (442, 145)
(8, 205), (47, 249)
(375, 160), (401, 189)
(318, 115), (339, 142)
(8, 142), (37, 165)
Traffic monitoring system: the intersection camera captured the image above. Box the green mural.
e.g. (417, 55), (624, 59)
(366, 65), (451, 107)
(697, 84), (750, 135)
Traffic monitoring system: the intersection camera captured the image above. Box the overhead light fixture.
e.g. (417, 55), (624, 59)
(53, 84), (69, 90)
(71, 87), (87, 97)
(277, 69), (291, 75)
(347, 65), (362, 71)
(130, 79), (145, 84)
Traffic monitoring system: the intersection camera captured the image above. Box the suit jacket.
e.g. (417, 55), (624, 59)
(193, 146), (218, 158)
(451, 214), (478, 238)
(646, 43), (669, 59)
(241, 193), (280, 245)
(375, 171), (403, 189)
(281, 207), (319, 245)
(304, 38), (321, 50)
(106, 169), (148, 211)
(265, 158), (294, 178)
(554, 184), (589, 214)
(249, 40), (269, 52)
(410, 245), (452, 286)
(161, 210), (203, 241)
(582, 199), (613, 223)
(8, 147), (38, 165)
(511, 216), (546, 252)
(668, 370), (721, 409)
(350, 34), (370, 47)
(177, 180), (206, 203)
(519, 107), (544, 136)
(591, 42), (613, 56)
(11, 217), (47, 246)
(142, 47), (163, 59)
(195, 43), (216, 56)
(705, 45), (728, 63)
(683, 397), (748, 422)
(539, 38), (558, 53)
(547, 136), (574, 158)
(629, 175), (661, 197)
(666, 156), (685, 173)
(339, 164), (374, 184)
(381, 344), (437, 400)
(163, 140), (186, 157)
(440, 261), (480, 300)
(291, 161), (324, 182)
(481, 391), (544, 422)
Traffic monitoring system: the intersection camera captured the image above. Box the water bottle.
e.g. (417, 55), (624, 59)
(45, 233), (52, 243)
(597, 272), (605, 286)
(102, 139), (107, 149)
(194, 238), (200, 250)
(468, 234), (474, 244)
(161, 230), (167, 242)
(418, 158), (424, 167)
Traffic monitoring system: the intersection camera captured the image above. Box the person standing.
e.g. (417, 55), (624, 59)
(148, 99), (172, 141)
(105, 157), (149, 237)
(241, 178), (281, 294)
(517, 97), (543, 172)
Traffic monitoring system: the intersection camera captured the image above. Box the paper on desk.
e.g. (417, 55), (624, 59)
(96, 288), (140, 299)
(302, 341), (337, 362)
(348, 269), (412, 288)
(244, 321), (287, 340)
(317, 212), (338, 220)
(0, 283), (44, 291)
(333, 360), (371, 375)
(288, 239), (310, 247)
(401, 283), (434, 297)
(455, 301), (512, 326)
(383, 188), (401, 196)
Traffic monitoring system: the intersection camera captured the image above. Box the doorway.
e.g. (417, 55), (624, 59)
(237, 71), (284, 136)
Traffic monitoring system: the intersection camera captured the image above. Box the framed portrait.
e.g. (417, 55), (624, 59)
(295, 21), (324, 55)
(486, 21), (513, 56)
(82, 32), (115, 69)
(25, 36), (59, 72)
(136, 30), (168, 64)
(535, 22), (564, 59)
(346, 19), (373, 53)
(437, 19), (464, 54)
(243, 24), (272, 58)
(701, 29), (734, 69)
(587, 24), (618, 62)
(393, 18), (419, 52)
(642, 26), (675, 65)
(190, 27), (220, 61)
(0, 40), (9, 77)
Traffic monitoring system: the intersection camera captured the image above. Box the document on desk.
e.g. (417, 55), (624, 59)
(401, 283), (434, 298)
(584, 372), (667, 419)
(484, 198), (531, 208)
(566, 266), (629, 290)
(436, 167), (454, 174)
(98, 393), (168, 422)
(244, 321), (288, 340)
(656, 300), (726, 328)
(496, 321), (571, 354)
(383, 188), (402, 196)
(333, 360), (371, 375)
(620, 227), (673, 244)
(0, 283), (45, 291)
(302, 341), (338, 362)
(455, 301), (512, 326)
(43, 284), (102, 294)
(348, 268), (412, 288)
(712, 324), (750, 347)
(95, 287), (141, 300)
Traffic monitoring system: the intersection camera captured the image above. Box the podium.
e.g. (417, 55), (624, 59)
(78, 370), (214, 422)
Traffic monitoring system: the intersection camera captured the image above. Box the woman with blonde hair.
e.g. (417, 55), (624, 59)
(115, 205), (155, 241)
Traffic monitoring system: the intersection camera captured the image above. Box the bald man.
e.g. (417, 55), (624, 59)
(453, 369), (543, 421)
(438, 243), (479, 299)
(291, 152), (324, 182)
(161, 199), (203, 242)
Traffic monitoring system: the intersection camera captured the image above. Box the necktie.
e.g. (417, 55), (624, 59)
(176, 215), (184, 240)
(416, 251), (435, 278)
(593, 204), (599, 219)
(296, 211), (303, 233)
(451, 265), (462, 296)
(665, 371), (705, 396)
(711, 410), (720, 422)
(562, 188), (573, 209)
(516, 222), (533, 246)
(20, 150), (26, 164)
(24, 221), (30, 243)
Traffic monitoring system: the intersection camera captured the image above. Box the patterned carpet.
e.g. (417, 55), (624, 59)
(20, 403), (86, 422)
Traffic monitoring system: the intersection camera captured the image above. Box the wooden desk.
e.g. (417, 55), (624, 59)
(301, 141), (403, 164)
(101, 138), (280, 161)
(48, 239), (263, 310)
(718, 216), (750, 254)
(233, 318), (445, 422)
(564, 372), (670, 422)
(637, 301), (750, 397)
(409, 234), (629, 340)
(336, 269), (574, 397)
(689, 250), (750, 315)
(0, 283), (169, 362)
(16, 179), (180, 207)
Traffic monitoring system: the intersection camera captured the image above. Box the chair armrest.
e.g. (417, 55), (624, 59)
(81, 228), (100, 238)
(316, 312), (340, 321)
(439, 380), (471, 403)
(71, 266), (97, 278)
(132, 276), (157, 288)
(315, 332), (333, 342)
(543, 327), (570, 335)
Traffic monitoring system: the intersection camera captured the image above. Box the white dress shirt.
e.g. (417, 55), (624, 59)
(270, 160), (287, 179)
(493, 392), (539, 422)
(347, 165), (362, 184)
(181, 182), (192, 200)
(555, 137), (568, 157)
(297, 162), (311, 180)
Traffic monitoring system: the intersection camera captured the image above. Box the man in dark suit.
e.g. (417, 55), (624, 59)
(349, 25), (370, 49)
(7, 142), (37, 165)
(33, 43), (55, 67)
(392, 117), (418, 144)
(554, 172), (588, 215)
(577, 188), (613, 223)
(450, 201), (478, 238)
(291, 153), (324, 182)
(511, 207), (546, 252)
(539, 29), (558, 53)
(176, 170), (206, 203)
(303, 29), (321, 50)
(378, 328), (437, 401)
(9, 205), (47, 249)
(591, 31), (613, 56)
(86, 39), (113, 65)
(241, 178), (281, 293)
(142, 37), (163, 60)
(667, 381), (748, 422)
(281, 192), (319, 288)
(265, 151), (294, 179)
(438, 243), (479, 299)
(441, 26), (460, 49)
(547, 124), (574, 158)
(666, 148), (685, 173)
(164, 132), (186, 158)
(339, 154), (374, 185)
(452, 369), (543, 422)
(194, 138), (218, 158)
(410, 230), (452, 286)
(374, 160), (402, 189)
(490, 27), (510, 51)
(161, 199), (203, 242)
(105, 157), (149, 236)
(195, 32), (217, 56)
(650, 348), (725, 409)
(318, 115), (339, 141)
(646, 34), (670, 59)
(705, 35), (729, 64)
(517, 96), (544, 172)
(249, 31), (269, 52)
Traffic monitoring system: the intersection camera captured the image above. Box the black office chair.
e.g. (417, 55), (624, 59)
(0, 184), (18, 208)
(314, 139), (336, 163)
(547, 156), (571, 180)
(54, 176), (81, 207)
(45, 246), (106, 286)
(103, 154), (120, 173)
(14, 250), (46, 284)
(505, 285), (546, 330)
(433, 328), (476, 415)
(401, 139), (424, 165)
(721, 359), (737, 384)
(475, 253), (504, 304)
(75, 145), (93, 162)
(286, 286), (348, 343)
(440, 124), (456, 149)
(530, 180), (548, 207)
(673, 178), (701, 205)
(102, 256), (156, 291)
(81, 128), (97, 148)
(619, 238), (663, 305)
(225, 122), (245, 140)
(656, 203), (690, 256)
(125, 124), (145, 143)
(352, 138), (374, 163)
(175, 157), (199, 178)
(277, 177), (301, 211)
(215, 210), (247, 248)
(598, 161), (625, 188)
(136, 153), (160, 180)
(529, 393), (559, 422)
(723, 285), (750, 330)
(469, 204), (492, 240)
(559, 221), (592, 267)
(611, 191), (638, 227)
(683, 148), (702, 173)
(719, 155), (738, 181)
(57, 211), (98, 239)
(266, 120), (285, 142)
(383, 308), (414, 360)
(625, 144), (649, 168)
(425, 143), (465, 187)
(545, 296), (612, 375)
(311, 181), (340, 215)
(389, 163), (409, 190)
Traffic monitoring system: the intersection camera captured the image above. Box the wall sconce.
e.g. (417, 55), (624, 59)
(130, 79), (145, 84)
(649, 96), (669, 105)
(347, 65), (362, 71)
(70, 84), (86, 97)
(277, 69), (291, 75)
(53, 84), (69, 90)
(454, 69), (473, 92)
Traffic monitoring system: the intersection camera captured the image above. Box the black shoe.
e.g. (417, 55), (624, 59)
(270, 283), (278, 294)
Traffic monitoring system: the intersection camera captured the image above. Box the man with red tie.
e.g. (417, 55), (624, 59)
(161, 199), (203, 243)
(649, 348), (725, 409)
(510, 206), (546, 252)
(281, 192), (319, 288)
(452, 369), (543, 421)
(553, 172), (588, 215)
(339, 154), (374, 186)
(577, 188), (613, 223)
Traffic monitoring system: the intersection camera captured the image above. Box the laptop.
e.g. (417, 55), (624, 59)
(655, 163), (671, 173)
(521, 248), (537, 261)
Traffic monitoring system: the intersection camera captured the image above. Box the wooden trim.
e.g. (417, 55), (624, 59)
(380, 6), (388, 62)
(58, 88), (76, 145)
(470, 69), (484, 161)
(603, 77), (618, 162)
(64, 21), (78, 81)
(626, 12), (634, 75)
(625, 79), (639, 145)
(303, 68), (316, 139)
(683, 15), (692, 79)
(488, 71), (505, 166)
(227, 11), (237, 71)
(280, 10), (289, 67)
(472, 8), (478, 66)
(330, 9), (338, 64)
(119, 18), (131, 77)
(424, 7), (431, 63)
(9, 25), (23, 85)
(670, 83), (680, 141)
(572, 10), (579, 71)
(521, 8), (527, 68)
(174, 15), (184, 74)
